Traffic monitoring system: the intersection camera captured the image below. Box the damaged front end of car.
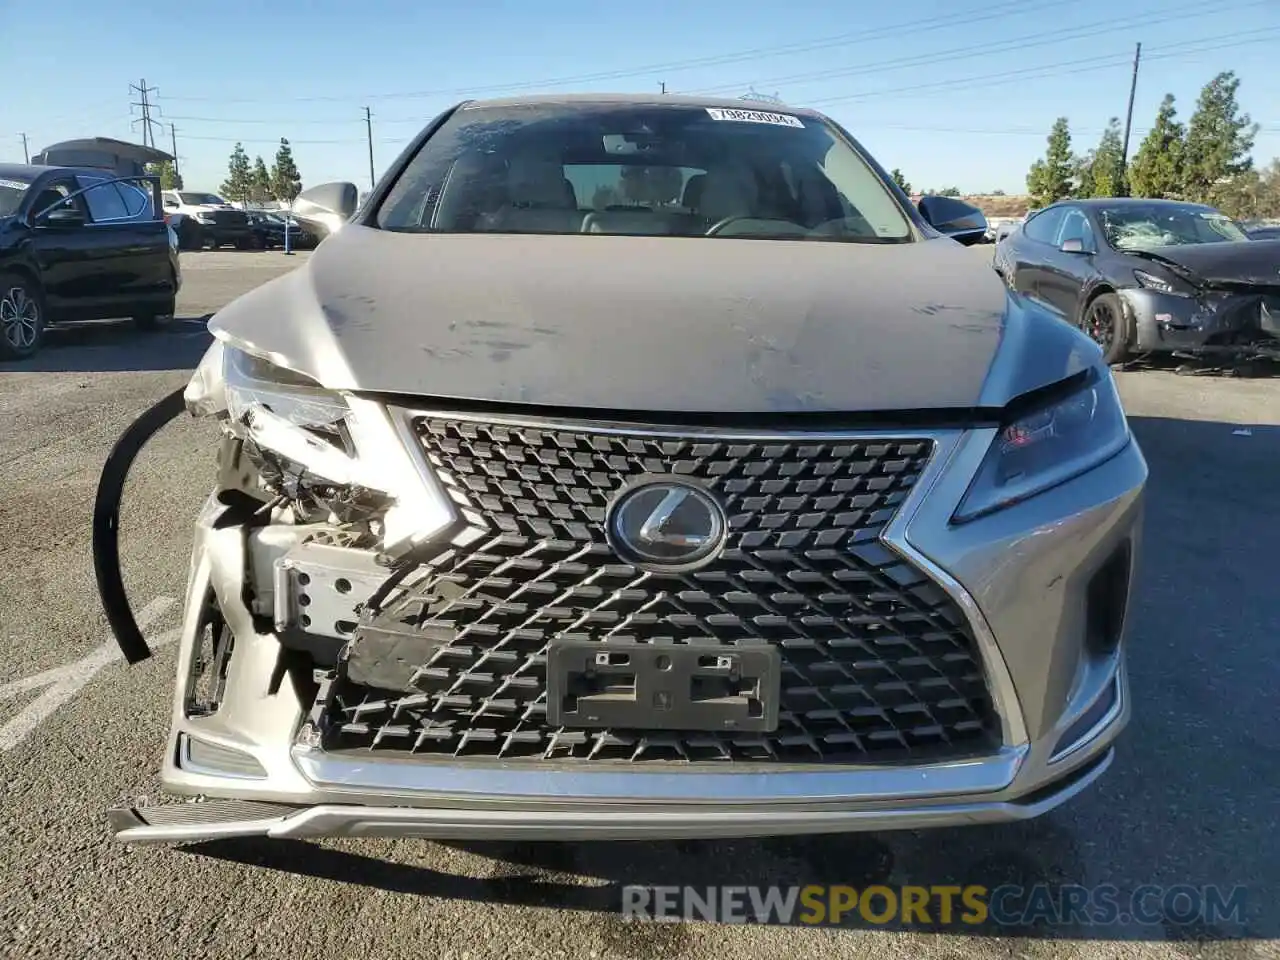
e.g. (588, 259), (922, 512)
(1124, 248), (1280, 362)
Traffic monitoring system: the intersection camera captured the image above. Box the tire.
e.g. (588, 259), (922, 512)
(1081, 291), (1131, 365)
(178, 222), (203, 251)
(0, 272), (47, 360)
(134, 284), (177, 331)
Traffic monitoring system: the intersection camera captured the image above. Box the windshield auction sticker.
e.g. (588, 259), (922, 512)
(0, 179), (30, 191)
(705, 107), (805, 128)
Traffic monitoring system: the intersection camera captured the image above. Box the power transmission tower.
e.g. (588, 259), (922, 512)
(19, 132), (29, 163)
(364, 106), (375, 189)
(1119, 42), (1142, 194)
(129, 79), (161, 148)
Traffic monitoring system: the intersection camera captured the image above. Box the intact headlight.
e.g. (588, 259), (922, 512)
(953, 368), (1132, 523)
(183, 339), (455, 554)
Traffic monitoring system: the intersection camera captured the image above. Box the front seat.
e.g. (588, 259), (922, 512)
(480, 156), (582, 234)
(698, 165), (760, 228)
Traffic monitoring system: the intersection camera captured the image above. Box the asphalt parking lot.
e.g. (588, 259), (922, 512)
(1, 247), (1276, 959)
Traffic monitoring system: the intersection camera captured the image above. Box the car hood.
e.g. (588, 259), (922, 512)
(1141, 238), (1280, 286)
(208, 227), (1097, 414)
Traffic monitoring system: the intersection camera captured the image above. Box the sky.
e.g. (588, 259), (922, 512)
(2, 0), (1278, 196)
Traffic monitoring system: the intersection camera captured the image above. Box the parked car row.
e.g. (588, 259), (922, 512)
(162, 191), (318, 250)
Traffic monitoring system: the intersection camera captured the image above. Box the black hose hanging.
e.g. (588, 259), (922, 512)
(92, 387), (188, 664)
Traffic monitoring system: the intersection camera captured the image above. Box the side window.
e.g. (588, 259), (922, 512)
(1056, 208), (1093, 247)
(162, 191), (180, 209)
(117, 181), (153, 219)
(78, 178), (130, 222)
(1022, 207), (1066, 244)
(29, 179), (77, 217)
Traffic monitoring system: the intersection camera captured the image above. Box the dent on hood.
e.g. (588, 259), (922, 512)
(977, 293), (1104, 407)
(208, 265), (358, 387)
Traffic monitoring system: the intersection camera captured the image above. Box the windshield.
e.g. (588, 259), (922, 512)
(180, 192), (227, 206)
(0, 176), (32, 217)
(376, 102), (913, 243)
(1099, 203), (1248, 251)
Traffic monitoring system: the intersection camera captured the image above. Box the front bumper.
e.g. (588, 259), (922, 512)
(1122, 287), (1280, 356)
(110, 424), (1146, 843)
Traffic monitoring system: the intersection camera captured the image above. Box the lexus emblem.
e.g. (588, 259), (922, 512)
(607, 479), (727, 570)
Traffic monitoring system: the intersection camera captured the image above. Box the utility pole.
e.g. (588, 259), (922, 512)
(129, 79), (161, 148)
(363, 106), (375, 189)
(169, 123), (180, 180)
(1119, 42), (1142, 194)
(19, 132), (29, 164)
(660, 82), (666, 94)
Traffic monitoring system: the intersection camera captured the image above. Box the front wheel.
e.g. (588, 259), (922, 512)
(134, 291), (176, 331)
(1082, 292), (1131, 365)
(0, 273), (47, 360)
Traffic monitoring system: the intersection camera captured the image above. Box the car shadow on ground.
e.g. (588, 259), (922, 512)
(181, 414), (1277, 945)
(0, 315), (213, 373)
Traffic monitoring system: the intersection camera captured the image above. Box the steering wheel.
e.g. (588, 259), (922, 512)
(704, 215), (751, 236)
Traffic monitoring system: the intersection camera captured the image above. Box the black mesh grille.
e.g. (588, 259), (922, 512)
(323, 416), (999, 764)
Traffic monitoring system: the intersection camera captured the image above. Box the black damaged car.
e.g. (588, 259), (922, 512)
(994, 197), (1280, 364)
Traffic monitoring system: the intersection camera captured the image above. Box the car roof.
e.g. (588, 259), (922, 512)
(0, 161), (156, 183)
(1061, 197), (1219, 212)
(456, 92), (826, 118)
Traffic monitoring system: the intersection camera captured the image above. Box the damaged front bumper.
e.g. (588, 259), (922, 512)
(1123, 286), (1280, 358)
(108, 409), (1146, 844)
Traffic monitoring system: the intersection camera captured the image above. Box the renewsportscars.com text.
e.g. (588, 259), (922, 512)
(621, 883), (1247, 927)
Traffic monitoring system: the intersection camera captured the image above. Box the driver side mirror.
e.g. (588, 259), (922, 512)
(291, 181), (359, 240)
(917, 195), (988, 246)
(40, 206), (86, 228)
(1060, 238), (1088, 254)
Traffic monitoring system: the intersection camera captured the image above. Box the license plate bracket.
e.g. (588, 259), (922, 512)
(546, 639), (780, 732)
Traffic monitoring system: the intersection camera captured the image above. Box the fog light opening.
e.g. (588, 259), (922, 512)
(1085, 540), (1131, 657)
(178, 734), (267, 779)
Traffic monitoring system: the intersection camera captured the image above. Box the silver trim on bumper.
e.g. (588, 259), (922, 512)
(113, 747), (1113, 844)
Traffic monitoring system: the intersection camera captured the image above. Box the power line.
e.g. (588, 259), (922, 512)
(804, 30), (1280, 108)
(153, 31), (1279, 149)
(150, 0), (1063, 105)
(685, 0), (1260, 97)
(148, 0), (1265, 133)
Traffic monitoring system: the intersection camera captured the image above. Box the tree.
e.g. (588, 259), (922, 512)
(1025, 117), (1075, 207)
(270, 138), (302, 203)
(250, 156), (273, 203)
(889, 168), (912, 194)
(1128, 94), (1186, 199)
(1181, 71), (1258, 204)
(1077, 118), (1125, 198)
(220, 143), (252, 204)
(145, 160), (182, 190)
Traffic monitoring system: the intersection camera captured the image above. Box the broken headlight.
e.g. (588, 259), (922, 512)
(183, 337), (455, 555)
(953, 367), (1132, 523)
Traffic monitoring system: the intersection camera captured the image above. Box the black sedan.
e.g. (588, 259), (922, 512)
(246, 210), (317, 249)
(0, 162), (181, 360)
(993, 197), (1280, 363)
